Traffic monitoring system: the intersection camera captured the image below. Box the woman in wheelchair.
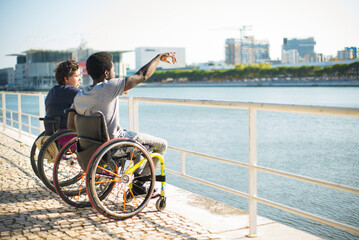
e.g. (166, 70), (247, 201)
(45, 59), (81, 129)
(30, 59), (81, 190)
(67, 51), (176, 196)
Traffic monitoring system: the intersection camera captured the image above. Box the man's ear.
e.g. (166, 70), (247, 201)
(104, 70), (109, 79)
(64, 77), (69, 84)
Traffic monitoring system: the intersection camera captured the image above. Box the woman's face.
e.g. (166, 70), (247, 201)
(65, 69), (82, 88)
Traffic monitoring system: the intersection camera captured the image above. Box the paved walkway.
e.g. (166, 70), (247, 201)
(0, 131), (222, 240)
(0, 130), (322, 240)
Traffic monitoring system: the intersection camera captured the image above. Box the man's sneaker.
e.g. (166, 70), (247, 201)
(131, 181), (159, 198)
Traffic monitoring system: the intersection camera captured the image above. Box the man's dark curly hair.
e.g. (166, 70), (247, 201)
(86, 52), (113, 80)
(54, 59), (79, 85)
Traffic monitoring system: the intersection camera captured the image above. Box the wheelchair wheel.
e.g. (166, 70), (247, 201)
(30, 131), (46, 179)
(156, 196), (166, 211)
(86, 139), (156, 220)
(37, 129), (76, 192)
(53, 137), (93, 208)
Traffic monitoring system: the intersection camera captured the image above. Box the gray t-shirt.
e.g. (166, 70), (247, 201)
(73, 78), (126, 139)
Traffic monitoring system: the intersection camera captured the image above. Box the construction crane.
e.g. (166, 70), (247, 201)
(212, 25), (252, 39)
(239, 25), (252, 40)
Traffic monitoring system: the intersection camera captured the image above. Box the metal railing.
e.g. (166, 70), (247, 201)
(1, 92), (45, 137)
(1, 91), (359, 237)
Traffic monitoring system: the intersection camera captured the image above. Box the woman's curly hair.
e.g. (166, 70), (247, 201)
(54, 59), (79, 85)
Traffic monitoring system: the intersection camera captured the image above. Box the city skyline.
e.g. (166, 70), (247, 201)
(0, 0), (358, 69)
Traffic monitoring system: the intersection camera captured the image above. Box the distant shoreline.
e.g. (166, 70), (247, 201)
(2, 79), (358, 92)
(139, 79), (359, 87)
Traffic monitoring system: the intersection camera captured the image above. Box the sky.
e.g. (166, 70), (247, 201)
(0, 0), (358, 69)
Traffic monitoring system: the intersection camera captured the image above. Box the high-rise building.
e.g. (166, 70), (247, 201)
(282, 37), (316, 64)
(135, 47), (186, 71)
(337, 47), (358, 59)
(225, 37), (270, 65)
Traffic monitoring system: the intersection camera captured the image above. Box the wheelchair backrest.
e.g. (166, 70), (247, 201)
(43, 116), (62, 136)
(74, 113), (109, 145)
(74, 112), (110, 171)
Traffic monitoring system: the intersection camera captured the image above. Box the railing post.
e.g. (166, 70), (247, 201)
(39, 94), (45, 133)
(2, 93), (6, 131)
(128, 97), (139, 132)
(181, 152), (186, 175)
(18, 94), (22, 138)
(248, 107), (258, 237)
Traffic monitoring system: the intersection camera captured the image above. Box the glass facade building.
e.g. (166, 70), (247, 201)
(225, 37), (270, 65)
(282, 37), (316, 59)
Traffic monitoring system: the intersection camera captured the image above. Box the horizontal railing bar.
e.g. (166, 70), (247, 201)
(5, 109), (39, 120)
(5, 109), (37, 115)
(168, 146), (249, 168)
(255, 196), (359, 235)
(166, 168), (249, 199)
(168, 147), (359, 195)
(0, 91), (46, 96)
(118, 97), (359, 118)
(3, 121), (40, 130)
(3, 93), (358, 118)
(255, 165), (359, 195)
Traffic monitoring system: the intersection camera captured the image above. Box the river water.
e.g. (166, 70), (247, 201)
(2, 86), (359, 239)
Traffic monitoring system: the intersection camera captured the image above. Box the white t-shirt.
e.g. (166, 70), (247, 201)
(73, 78), (126, 139)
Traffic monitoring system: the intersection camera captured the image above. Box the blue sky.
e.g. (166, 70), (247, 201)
(0, 0), (358, 69)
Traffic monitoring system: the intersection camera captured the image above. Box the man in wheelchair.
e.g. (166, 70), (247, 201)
(67, 51), (177, 196)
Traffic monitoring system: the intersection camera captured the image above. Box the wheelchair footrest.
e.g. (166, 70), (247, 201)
(134, 175), (166, 182)
(155, 175), (166, 182)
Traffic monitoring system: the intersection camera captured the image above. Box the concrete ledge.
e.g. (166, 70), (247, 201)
(164, 184), (322, 239)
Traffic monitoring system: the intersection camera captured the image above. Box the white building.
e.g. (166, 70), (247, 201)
(193, 61), (234, 71)
(8, 47), (130, 90)
(135, 47), (186, 71)
(282, 49), (300, 64)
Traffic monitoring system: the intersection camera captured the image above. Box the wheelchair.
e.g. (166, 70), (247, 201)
(52, 111), (166, 220)
(30, 116), (76, 192)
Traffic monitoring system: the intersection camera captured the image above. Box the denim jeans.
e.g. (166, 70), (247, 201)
(124, 130), (167, 175)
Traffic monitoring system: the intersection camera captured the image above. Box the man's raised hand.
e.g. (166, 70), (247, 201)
(160, 52), (177, 64)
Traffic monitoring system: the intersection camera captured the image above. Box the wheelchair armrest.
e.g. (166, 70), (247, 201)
(64, 108), (77, 114)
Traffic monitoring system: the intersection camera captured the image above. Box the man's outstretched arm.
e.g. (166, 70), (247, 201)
(124, 52), (176, 91)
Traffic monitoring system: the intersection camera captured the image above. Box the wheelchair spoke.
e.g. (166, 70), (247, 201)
(94, 178), (120, 184)
(97, 165), (122, 178)
(123, 148), (135, 173)
(78, 174), (85, 200)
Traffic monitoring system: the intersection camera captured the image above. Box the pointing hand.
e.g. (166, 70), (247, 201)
(160, 52), (177, 64)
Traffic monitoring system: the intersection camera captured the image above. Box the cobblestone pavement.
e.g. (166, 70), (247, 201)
(0, 132), (220, 240)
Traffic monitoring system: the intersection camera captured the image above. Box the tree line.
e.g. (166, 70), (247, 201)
(149, 61), (359, 83)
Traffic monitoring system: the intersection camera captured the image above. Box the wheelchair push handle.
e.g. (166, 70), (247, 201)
(90, 110), (105, 119)
(64, 108), (77, 114)
(38, 117), (59, 124)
